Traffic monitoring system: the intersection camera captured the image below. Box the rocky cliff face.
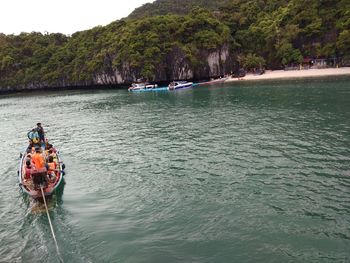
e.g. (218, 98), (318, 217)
(207, 44), (231, 76)
(0, 45), (233, 92)
(94, 44), (233, 86)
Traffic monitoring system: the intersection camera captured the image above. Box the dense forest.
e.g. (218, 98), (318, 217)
(0, 0), (349, 90)
(128, 0), (230, 19)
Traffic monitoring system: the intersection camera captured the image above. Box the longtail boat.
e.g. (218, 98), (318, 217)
(18, 146), (65, 199)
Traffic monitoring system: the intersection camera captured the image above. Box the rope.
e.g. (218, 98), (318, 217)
(40, 185), (64, 263)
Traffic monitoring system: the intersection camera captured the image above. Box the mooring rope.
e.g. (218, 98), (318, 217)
(40, 185), (64, 263)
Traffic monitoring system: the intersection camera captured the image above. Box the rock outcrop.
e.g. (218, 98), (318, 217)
(93, 44), (233, 86)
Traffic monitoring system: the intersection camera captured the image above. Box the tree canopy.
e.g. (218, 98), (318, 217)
(0, 0), (349, 89)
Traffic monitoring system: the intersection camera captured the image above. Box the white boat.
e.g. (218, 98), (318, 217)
(168, 81), (193, 90)
(128, 83), (158, 91)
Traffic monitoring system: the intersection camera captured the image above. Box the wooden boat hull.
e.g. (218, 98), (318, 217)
(18, 150), (65, 199)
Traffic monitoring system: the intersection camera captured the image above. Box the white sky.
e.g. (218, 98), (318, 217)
(0, 0), (154, 35)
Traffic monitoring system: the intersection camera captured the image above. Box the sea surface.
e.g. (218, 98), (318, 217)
(0, 77), (349, 263)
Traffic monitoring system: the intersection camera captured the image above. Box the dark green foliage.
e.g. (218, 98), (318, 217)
(0, 32), (69, 87)
(113, 8), (231, 80)
(128, 0), (230, 19)
(241, 53), (266, 70)
(219, 0), (349, 69)
(0, 0), (348, 89)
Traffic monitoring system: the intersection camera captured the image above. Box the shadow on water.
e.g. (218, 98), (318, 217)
(20, 178), (66, 214)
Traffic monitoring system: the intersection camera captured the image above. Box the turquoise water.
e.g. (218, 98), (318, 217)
(0, 77), (350, 263)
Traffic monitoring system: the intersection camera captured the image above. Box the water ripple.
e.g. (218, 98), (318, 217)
(1, 79), (350, 262)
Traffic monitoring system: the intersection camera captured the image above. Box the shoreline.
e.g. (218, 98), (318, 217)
(225, 67), (350, 82)
(0, 84), (127, 95)
(1, 67), (349, 95)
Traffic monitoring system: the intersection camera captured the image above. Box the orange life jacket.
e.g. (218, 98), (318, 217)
(48, 162), (56, 172)
(32, 153), (45, 169)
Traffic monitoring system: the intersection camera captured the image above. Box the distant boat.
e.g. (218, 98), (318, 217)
(168, 81), (193, 90)
(129, 86), (168, 92)
(18, 147), (65, 199)
(128, 83), (158, 91)
(196, 77), (229, 86)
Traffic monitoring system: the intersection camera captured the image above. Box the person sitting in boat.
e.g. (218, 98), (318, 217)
(27, 129), (40, 147)
(31, 147), (48, 189)
(24, 160), (32, 181)
(32, 148), (46, 169)
(47, 143), (57, 153)
(26, 140), (34, 153)
(47, 156), (58, 182)
(44, 139), (51, 150)
(46, 149), (58, 163)
(44, 141), (52, 156)
(25, 153), (32, 165)
(31, 146), (36, 155)
(35, 123), (45, 144)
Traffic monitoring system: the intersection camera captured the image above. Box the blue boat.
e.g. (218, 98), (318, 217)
(129, 86), (169, 92)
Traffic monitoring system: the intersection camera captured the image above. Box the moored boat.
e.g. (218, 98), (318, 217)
(168, 81), (193, 90)
(129, 86), (168, 92)
(128, 82), (158, 91)
(18, 146), (65, 199)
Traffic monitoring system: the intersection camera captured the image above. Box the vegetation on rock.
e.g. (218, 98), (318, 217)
(0, 0), (349, 89)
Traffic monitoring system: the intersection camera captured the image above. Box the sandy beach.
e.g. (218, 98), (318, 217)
(225, 67), (350, 82)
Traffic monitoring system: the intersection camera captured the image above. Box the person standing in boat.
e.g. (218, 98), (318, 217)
(35, 123), (45, 144)
(31, 147), (48, 189)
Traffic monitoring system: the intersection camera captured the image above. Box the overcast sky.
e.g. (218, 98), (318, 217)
(0, 0), (154, 35)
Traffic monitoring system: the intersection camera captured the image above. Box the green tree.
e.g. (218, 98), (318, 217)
(241, 53), (265, 70)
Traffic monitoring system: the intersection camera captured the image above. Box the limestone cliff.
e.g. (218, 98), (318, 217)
(93, 44), (233, 86)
